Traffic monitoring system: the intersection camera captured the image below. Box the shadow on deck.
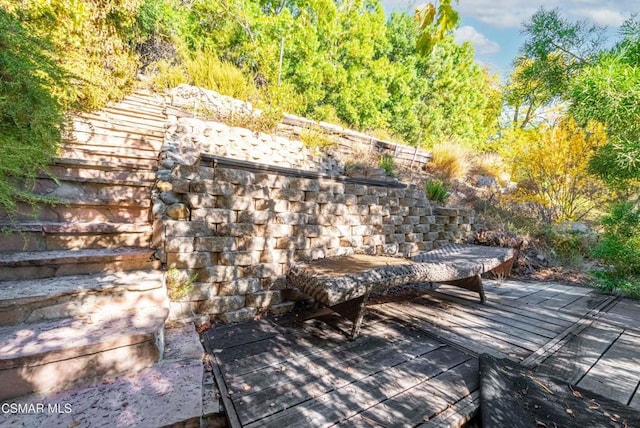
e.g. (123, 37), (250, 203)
(202, 280), (640, 427)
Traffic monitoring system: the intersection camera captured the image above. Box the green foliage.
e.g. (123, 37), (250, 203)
(378, 155), (396, 177)
(537, 227), (595, 269)
(414, 0), (459, 55)
(425, 180), (450, 204)
(0, 10), (68, 214)
(592, 202), (640, 297)
(166, 268), (197, 301)
(184, 50), (255, 100)
(148, 59), (188, 91)
(569, 19), (640, 187)
(507, 7), (605, 128)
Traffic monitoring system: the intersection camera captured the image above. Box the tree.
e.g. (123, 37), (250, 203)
(569, 16), (640, 188)
(505, 8), (605, 129)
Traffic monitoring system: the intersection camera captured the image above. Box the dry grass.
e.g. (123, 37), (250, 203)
(427, 142), (473, 181)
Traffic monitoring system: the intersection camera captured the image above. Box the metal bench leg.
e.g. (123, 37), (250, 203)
(442, 274), (486, 303)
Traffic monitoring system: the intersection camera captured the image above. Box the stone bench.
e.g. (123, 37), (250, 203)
(286, 243), (519, 339)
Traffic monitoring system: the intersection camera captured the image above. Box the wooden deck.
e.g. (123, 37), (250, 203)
(202, 280), (640, 427)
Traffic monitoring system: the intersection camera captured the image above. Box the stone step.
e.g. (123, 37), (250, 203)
(61, 139), (160, 162)
(57, 147), (159, 168)
(105, 103), (167, 122)
(0, 248), (159, 281)
(0, 222), (153, 251)
(51, 157), (158, 173)
(72, 113), (165, 139)
(42, 164), (156, 186)
(0, 306), (168, 401)
(0, 200), (151, 223)
(26, 177), (151, 202)
(0, 270), (166, 326)
(0, 326), (203, 427)
(66, 128), (164, 152)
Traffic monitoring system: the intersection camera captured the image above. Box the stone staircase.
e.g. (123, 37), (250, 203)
(0, 93), (206, 426)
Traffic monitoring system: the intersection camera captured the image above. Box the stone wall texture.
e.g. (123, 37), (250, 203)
(152, 98), (476, 323)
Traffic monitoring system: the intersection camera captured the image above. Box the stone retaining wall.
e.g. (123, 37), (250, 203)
(154, 165), (475, 324)
(154, 86), (476, 324)
(166, 85), (431, 173)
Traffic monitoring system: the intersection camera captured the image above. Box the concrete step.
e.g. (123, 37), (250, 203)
(0, 270), (166, 326)
(0, 306), (168, 401)
(57, 147), (159, 169)
(0, 248), (159, 281)
(0, 221), (153, 251)
(0, 325), (204, 427)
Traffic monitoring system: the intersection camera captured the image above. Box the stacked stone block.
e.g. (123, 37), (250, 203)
(156, 162), (476, 323)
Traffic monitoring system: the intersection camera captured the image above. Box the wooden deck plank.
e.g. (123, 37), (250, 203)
(253, 347), (471, 428)
(348, 359), (478, 427)
(482, 280), (559, 298)
(534, 288), (595, 311)
(411, 295), (549, 349)
(384, 300), (539, 354)
(219, 317), (395, 379)
(236, 333), (444, 425)
(418, 390), (479, 427)
(430, 288), (578, 327)
(535, 321), (623, 384)
(630, 386), (640, 410)
(423, 292), (560, 338)
(373, 303), (521, 359)
(205, 319), (283, 350)
(578, 331), (640, 405)
(558, 293), (611, 316)
(599, 299), (640, 334)
(229, 326), (440, 398)
(515, 283), (581, 305)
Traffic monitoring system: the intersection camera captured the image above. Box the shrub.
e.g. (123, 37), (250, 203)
(148, 59), (188, 91)
(425, 180), (450, 204)
(592, 202), (640, 297)
(537, 226), (596, 269)
(0, 10), (68, 215)
(378, 155), (397, 177)
(184, 50), (255, 100)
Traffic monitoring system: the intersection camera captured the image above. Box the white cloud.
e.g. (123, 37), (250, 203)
(571, 8), (627, 26)
(454, 26), (501, 55)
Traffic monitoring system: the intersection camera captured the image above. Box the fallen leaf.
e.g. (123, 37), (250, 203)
(566, 408), (573, 415)
(535, 420), (547, 427)
(423, 416), (429, 422)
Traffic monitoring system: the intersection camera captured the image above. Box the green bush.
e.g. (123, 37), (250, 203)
(378, 155), (397, 178)
(0, 10), (68, 215)
(425, 179), (450, 204)
(592, 202), (640, 297)
(537, 226), (595, 269)
(184, 50), (255, 100)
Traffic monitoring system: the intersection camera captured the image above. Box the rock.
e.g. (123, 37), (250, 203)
(160, 191), (180, 205)
(156, 181), (173, 192)
(166, 203), (190, 220)
(475, 175), (497, 188)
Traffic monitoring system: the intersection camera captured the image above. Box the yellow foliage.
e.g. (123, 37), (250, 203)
(508, 116), (607, 222)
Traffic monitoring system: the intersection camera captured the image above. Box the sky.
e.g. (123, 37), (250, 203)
(381, 0), (639, 77)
